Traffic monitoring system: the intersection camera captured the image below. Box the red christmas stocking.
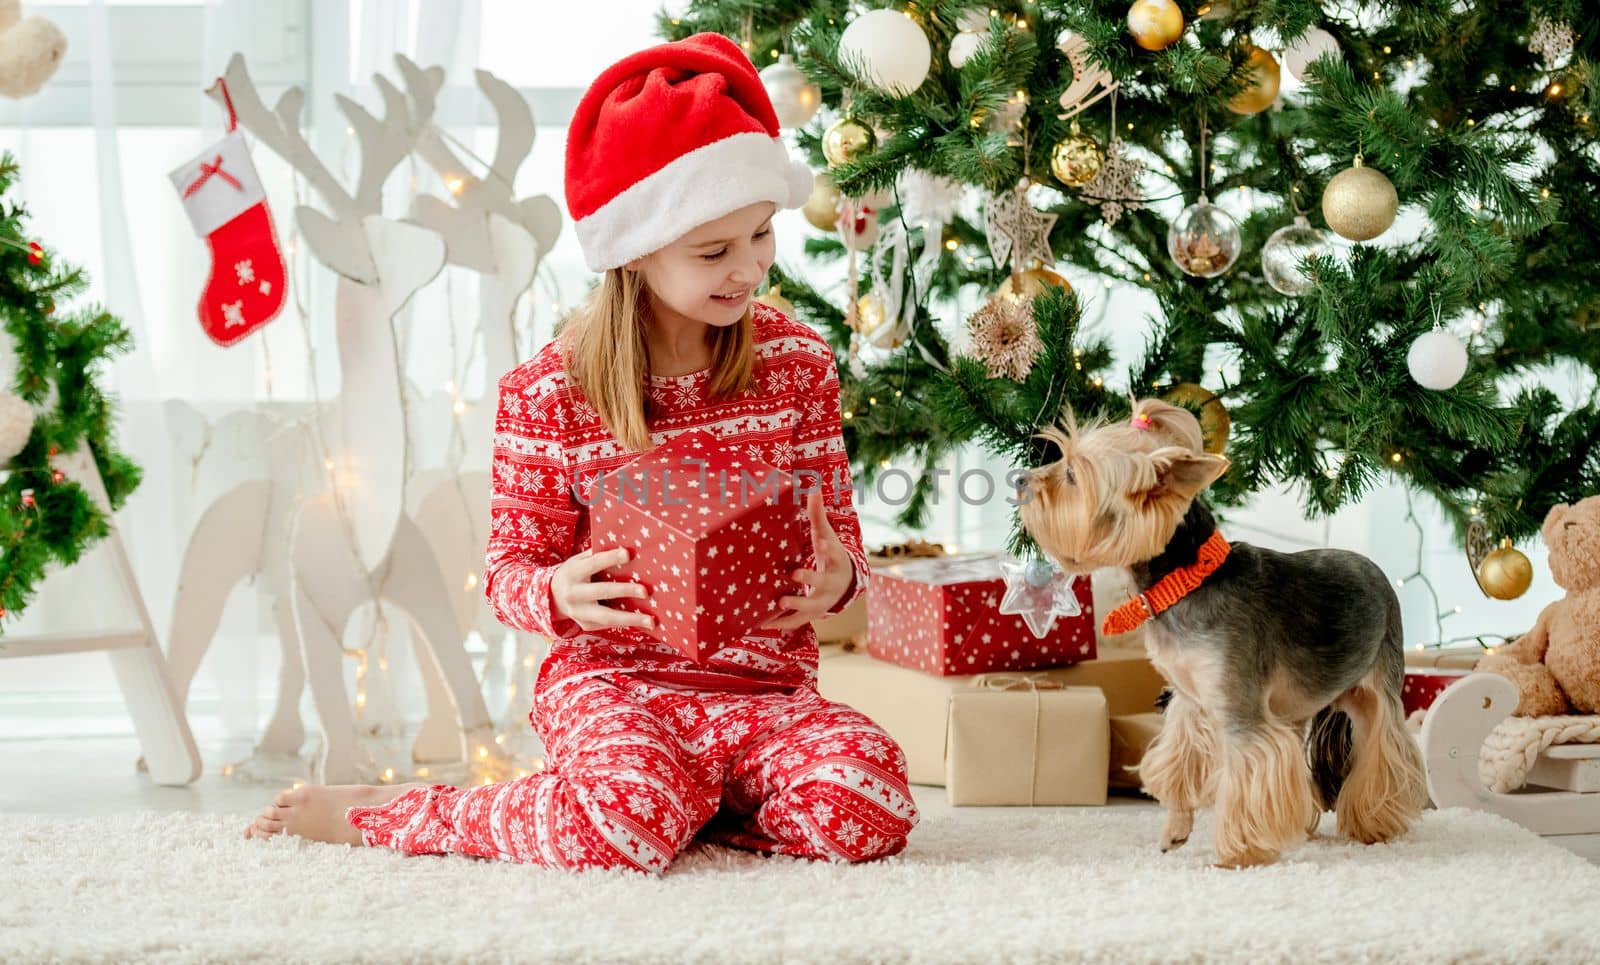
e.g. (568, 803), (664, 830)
(169, 129), (287, 346)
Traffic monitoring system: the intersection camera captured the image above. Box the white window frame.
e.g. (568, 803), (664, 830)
(0, 2), (585, 129)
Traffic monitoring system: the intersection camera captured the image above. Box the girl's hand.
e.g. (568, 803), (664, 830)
(549, 547), (656, 633)
(760, 491), (854, 632)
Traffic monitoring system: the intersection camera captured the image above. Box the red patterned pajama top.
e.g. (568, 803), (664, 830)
(483, 302), (869, 693)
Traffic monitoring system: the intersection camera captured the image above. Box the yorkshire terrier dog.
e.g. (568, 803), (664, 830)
(1017, 399), (1427, 868)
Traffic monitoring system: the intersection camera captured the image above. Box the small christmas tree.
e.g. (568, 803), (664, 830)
(0, 152), (142, 628)
(660, 1), (1600, 566)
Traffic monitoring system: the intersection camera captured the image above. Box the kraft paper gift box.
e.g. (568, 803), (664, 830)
(811, 553), (898, 643)
(811, 593), (868, 643)
(1108, 712), (1165, 791)
(818, 646), (1166, 786)
(945, 679), (1109, 806)
(866, 553), (1096, 676)
(1403, 646), (1488, 671)
(591, 428), (810, 663)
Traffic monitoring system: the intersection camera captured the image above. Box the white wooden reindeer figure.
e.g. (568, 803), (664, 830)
(163, 405), (312, 778)
(205, 53), (509, 784)
(405, 65), (564, 762)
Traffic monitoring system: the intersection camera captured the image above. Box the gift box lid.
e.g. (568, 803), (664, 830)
(875, 552), (1011, 586)
(596, 428), (796, 539)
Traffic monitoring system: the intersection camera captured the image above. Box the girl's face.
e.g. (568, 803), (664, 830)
(628, 202), (777, 328)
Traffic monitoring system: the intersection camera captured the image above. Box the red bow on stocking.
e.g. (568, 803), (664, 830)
(183, 156), (243, 199)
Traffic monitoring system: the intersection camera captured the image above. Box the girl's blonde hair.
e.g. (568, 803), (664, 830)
(557, 267), (760, 452)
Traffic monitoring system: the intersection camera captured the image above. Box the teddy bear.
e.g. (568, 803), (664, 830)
(1478, 495), (1600, 716)
(0, 0), (67, 100)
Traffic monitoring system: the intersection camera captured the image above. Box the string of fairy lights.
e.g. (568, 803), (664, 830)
(209, 117), (569, 787)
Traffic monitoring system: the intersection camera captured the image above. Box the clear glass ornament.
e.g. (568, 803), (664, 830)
(759, 54), (821, 129)
(1261, 215), (1329, 295)
(1167, 195), (1241, 278)
(997, 558), (1083, 639)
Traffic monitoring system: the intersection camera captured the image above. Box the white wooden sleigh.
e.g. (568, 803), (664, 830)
(1420, 672), (1600, 835)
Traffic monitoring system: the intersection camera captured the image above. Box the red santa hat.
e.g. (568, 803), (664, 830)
(564, 32), (814, 273)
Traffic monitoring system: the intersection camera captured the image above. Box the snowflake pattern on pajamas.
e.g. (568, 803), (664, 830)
(480, 303), (870, 695)
(346, 305), (915, 872)
(346, 672), (920, 872)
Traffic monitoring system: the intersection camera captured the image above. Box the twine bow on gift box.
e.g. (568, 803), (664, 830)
(872, 538), (947, 560)
(888, 553), (1006, 586)
(973, 673), (1066, 806)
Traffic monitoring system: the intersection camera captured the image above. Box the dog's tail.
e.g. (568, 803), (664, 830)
(1306, 602), (1413, 812)
(1306, 705), (1353, 811)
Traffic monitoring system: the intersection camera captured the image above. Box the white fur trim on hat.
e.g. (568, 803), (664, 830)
(574, 131), (814, 273)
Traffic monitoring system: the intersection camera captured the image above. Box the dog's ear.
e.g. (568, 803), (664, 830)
(1138, 446), (1229, 504)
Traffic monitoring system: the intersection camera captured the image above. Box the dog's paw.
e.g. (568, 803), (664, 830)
(1159, 809), (1193, 852)
(1213, 847), (1279, 869)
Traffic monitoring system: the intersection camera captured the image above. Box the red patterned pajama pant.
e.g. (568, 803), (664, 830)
(346, 670), (920, 872)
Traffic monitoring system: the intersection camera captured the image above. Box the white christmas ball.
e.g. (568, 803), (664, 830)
(949, 32), (983, 69)
(1407, 328), (1469, 390)
(1282, 27), (1339, 82)
(949, 9), (991, 69)
(0, 392), (35, 465)
(759, 54), (821, 129)
(839, 8), (932, 96)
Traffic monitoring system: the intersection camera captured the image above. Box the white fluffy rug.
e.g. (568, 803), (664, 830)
(4, 793), (1598, 964)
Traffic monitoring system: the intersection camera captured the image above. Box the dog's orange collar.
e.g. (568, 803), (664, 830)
(1102, 530), (1231, 636)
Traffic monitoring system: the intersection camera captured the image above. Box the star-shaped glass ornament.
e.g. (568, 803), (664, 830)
(984, 180), (1058, 275)
(998, 557), (1082, 639)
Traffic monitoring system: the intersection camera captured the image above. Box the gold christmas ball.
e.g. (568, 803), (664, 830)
(802, 172), (843, 232)
(1127, 0), (1184, 52)
(1227, 45), (1281, 115)
(754, 284), (796, 317)
(823, 116), (876, 168)
(999, 266), (1072, 300)
(1163, 382), (1231, 454)
(855, 292), (887, 334)
(1321, 158), (1399, 241)
(1478, 538), (1534, 600)
(855, 292), (904, 348)
(1051, 125), (1104, 188)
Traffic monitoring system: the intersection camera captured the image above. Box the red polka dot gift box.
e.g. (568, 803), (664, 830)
(1402, 668), (1474, 717)
(866, 554), (1096, 676)
(591, 428), (811, 663)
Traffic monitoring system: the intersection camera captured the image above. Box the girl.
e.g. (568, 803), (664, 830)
(243, 32), (920, 872)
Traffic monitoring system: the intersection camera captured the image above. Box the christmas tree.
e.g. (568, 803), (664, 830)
(658, 1), (1600, 574)
(0, 152), (142, 629)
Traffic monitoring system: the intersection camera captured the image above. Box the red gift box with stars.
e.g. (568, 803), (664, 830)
(866, 554), (1096, 676)
(1402, 668), (1473, 717)
(590, 428), (812, 663)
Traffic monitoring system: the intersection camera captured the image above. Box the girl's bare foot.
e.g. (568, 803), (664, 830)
(242, 782), (427, 845)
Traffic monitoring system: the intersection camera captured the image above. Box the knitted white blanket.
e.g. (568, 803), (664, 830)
(1479, 714), (1600, 793)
